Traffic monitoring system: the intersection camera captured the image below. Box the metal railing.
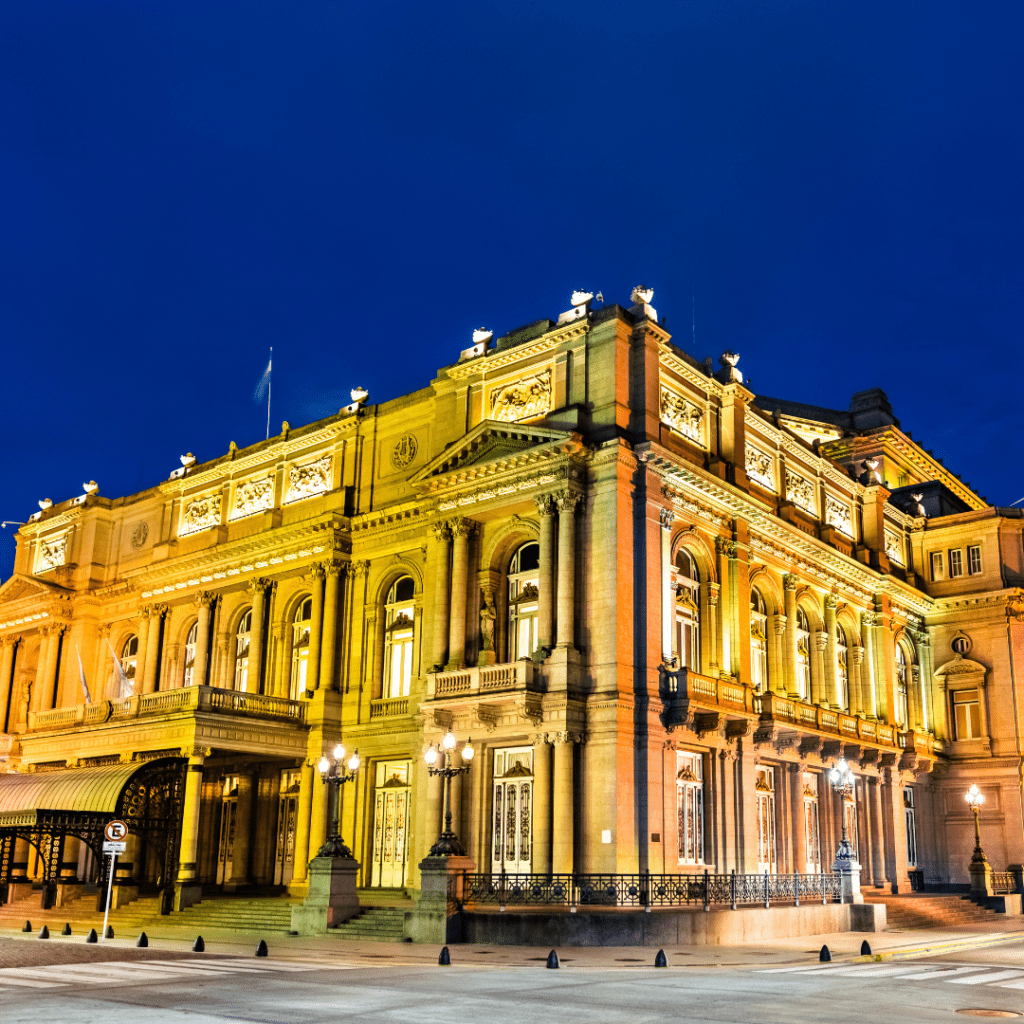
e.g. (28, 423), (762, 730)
(991, 871), (1022, 894)
(457, 870), (843, 911)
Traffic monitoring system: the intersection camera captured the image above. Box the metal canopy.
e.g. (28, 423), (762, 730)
(0, 762), (144, 827)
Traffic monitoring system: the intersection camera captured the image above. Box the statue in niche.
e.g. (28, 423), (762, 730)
(19, 679), (31, 726)
(477, 592), (497, 667)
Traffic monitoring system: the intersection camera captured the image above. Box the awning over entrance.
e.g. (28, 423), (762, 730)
(0, 762), (158, 827)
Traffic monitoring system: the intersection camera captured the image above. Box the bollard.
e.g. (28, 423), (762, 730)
(438, 945), (451, 966)
(86, 928), (98, 943)
(819, 945), (831, 963)
(860, 940), (871, 956)
(137, 933), (149, 948)
(546, 949), (560, 969)
(104, 925), (114, 939)
(62, 923), (72, 936)
(193, 935), (205, 953)
(38, 925), (50, 939)
(255, 939), (268, 958)
(21, 920), (31, 933)
(654, 949), (667, 968)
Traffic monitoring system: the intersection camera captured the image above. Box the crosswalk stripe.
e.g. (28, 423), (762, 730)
(818, 966), (920, 977)
(0, 976), (64, 988)
(993, 979), (1024, 989)
(948, 970), (1024, 985)
(895, 967), (991, 981)
(756, 965), (835, 973)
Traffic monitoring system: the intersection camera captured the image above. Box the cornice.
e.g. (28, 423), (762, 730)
(658, 342), (722, 399)
(19, 506), (85, 537)
(443, 321), (590, 381)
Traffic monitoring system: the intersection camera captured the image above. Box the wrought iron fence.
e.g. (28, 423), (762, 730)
(991, 871), (1022, 894)
(457, 870), (843, 910)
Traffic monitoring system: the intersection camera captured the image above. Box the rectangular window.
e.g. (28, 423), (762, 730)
(676, 751), (704, 865)
(948, 549), (964, 578)
(968, 545), (982, 575)
(930, 552), (944, 581)
(952, 689), (982, 740)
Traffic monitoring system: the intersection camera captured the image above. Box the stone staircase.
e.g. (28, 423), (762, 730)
(331, 906), (408, 941)
(0, 890), (165, 934)
(864, 892), (1010, 928)
(172, 896), (297, 934)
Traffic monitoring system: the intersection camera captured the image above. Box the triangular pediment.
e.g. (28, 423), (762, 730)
(0, 573), (69, 606)
(411, 420), (576, 485)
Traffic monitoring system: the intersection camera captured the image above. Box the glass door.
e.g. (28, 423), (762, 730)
(370, 761), (411, 888)
(491, 747), (533, 875)
(216, 775), (238, 886)
(802, 774), (821, 873)
(274, 770), (300, 886)
(755, 766), (777, 873)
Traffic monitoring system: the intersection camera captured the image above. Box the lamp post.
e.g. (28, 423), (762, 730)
(827, 758), (862, 903)
(424, 730), (474, 856)
(965, 784), (992, 896)
(315, 744), (360, 858)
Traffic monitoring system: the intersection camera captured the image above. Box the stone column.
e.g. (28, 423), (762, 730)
(719, 748), (736, 871)
(783, 574), (800, 698)
(868, 774), (885, 887)
(790, 764), (808, 873)
(849, 645), (865, 717)
(135, 611), (151, 697)
(308, 772), (329, 860)
(319, 564), (342, 691)
(289, 763), (315, 890)
(706, 584), (720, 674)
(861, 611), (879, 719)
(247, 579), (271, 694)
(535, 496), (556, 653)
(174, 752), (206, 909)
(823, 594), (839, 708)
(431, 524), (452, 671)
(35, 625), (63, 712)
(909, 663), (924, 732)
(737, 739), (760, 872)
(226, 771), (255, 890)
(812, 631), (828, 707)
(449, 771), (464, 841)
(555, 493), (582, 649)
(447, 520), (473, 670)
(771, 614), (787, 694)
(660, 508), (674, 663)
(921, 632), (943, 739)
(306, 564), (326, 695)
(0, 637), (17, 731)
(191, 594), (213, 688)
(143, 605), (167, 693)
(552, 734), (575, 874)
(425, 764), (443, 855)
(533, 736), (552, 876)
(715, 538), (732, 675)
(880, 766), (912, 893)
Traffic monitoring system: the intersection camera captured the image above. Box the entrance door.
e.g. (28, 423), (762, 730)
(904, 787), (918, 869)
(491, 747), (533, 875)
(802, 774), (821, 873)
(216, 776), (238, 886)
(755, 766), (777, 874)
(274, 770), (301, 886)
(370, 761), (411, 888)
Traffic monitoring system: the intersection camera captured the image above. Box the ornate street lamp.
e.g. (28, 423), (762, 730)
(424, 730), (474, 856)
(828, 758), (859, 875)
(315, 744), (360, 858)
(965, 784), (991, 894)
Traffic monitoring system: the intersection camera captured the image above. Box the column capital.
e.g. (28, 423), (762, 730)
(324, 561), (344, 579)
(824, 592), (839, 610)
(535, 493), (557, 516)
(814, 630), (829, 653)
(659, 507), (674, 530)
(194, 590), (216, 609)
(98, 624), (111, 639)
(783, 572), (799, 592)
(432, 521), (452, 542)
(448, 517), (476, 538)
(0, 633), (20, 649)
(861, 610), (877, 626)
(555, 490), (583, 514)
(706, 582), (720, 607)
(714, 536), (738, 557)
(772, 613), (787, 636)
(850, 645), (864, 665)
(248, 576), (274, 595)
(307, 562), (327, 582)
(347, 559), (370, 578)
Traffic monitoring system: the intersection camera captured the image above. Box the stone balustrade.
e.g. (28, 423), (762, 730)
(369, 696), (410, 719)
(426, 659), (539, 700)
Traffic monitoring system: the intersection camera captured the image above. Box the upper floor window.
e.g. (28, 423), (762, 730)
(290, 597), (312, 700)
(121, 635), (139, 694)
(835, 623), (849, 710)
(508, 543), (540, 661)
(948, 549), (964, 578)
(930, 552), (944, 581)
(235, 609), (252, 691)
(795, 608), (811, 701)
(968, 545), (982, 575)
(952, 688), (982, 740)
(675, 549), (700, 671)
(895, 644), (910, 726)
(183, 622), (198, 687)
(384, 576), (415, 699)
(750, 588), (768, 693)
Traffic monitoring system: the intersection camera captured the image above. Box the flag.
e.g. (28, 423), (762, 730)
(106, 639), (133, 699)
(76, 645), (92, 704)
(254, 356), (272, 402)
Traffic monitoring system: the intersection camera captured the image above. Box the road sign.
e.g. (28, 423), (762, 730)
(102, 840), (127, 855)
(104, 820), (128, 842)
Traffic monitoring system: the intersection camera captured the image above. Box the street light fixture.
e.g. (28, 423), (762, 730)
(424, 730), (474, 856)
(315, 743), (360, 858)
(965, 784), (990, 880)
(828, 758), (857, 862)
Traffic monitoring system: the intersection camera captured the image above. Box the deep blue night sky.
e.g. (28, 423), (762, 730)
(2, 1), (1022, 578)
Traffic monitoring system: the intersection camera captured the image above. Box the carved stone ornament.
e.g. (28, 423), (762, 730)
(745, 446), (775, 490)
(824, 495), (853, 537)
(180, 492), (222, 536)
(232, 476), (274, 519)
(130, 521), (149, 549)
(391, 433), (419, 470)
(785, 472), (814, 512)
(884, 529), (903, 564)
(659, 387), (705, 445)
(36, 533), (69, 572)
(285, 454), (331, 503)
(490, 369), (551, 423)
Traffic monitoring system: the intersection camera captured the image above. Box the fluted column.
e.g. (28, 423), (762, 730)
(535, 496), (556, 653)
(305, 564), (326, 697)
(315, 563), (340, 691)
(660, 508), (674, 663)
(861, 611), (879, 719)
(192, 594), (214, 687)
(33, 626), (58, 712)
(142, 605), (166, 693)
(812, 630), (828, 706)
(555, 492), (582, 649)
(552, 734), (576, 874)
(431, 524), (452, 670)
(271, 622), (288, 698)
(446, 519), (473, 670)
(783, 574), (800, 698)
(771, 614), (787, 694)
(246, 579), (271, 694)
(714, 536), (734, 676)
(823, 594), (838, 708)
(706, 583), (720, 673)
(533, 735), (552, 876)
(0, 637), (17, 732)
(135, 611), (151, 696)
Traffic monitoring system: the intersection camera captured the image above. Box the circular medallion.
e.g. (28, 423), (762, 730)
(131, 522), (149, 549)
(391, 433), (419, 470)
(951, 633), (972, 656)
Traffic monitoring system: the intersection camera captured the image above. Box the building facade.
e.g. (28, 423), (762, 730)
(1, 288), (1021, 914)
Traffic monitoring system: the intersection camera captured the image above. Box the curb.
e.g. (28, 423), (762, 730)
(849, 931), (1024, 963)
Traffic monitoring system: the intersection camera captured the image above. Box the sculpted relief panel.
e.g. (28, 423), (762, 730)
(490, 370), (551, 423)
(659, 387), (705, 445)
(884, 529), (904, 564)
(785, 472), (814, 512)
(744, 445), (775, 491)
(180, 492), (222, 536)
(36, 533), (69, 572)
(286, 455), (332, 503)
(824, 495), (853, 537)
(232, 476), (274, 520)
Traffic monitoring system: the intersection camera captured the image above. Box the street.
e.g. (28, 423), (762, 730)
(2, 936), (1023, 1023)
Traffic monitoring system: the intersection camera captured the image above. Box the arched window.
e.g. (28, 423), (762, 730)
(895, 644), (910, 726)
(290, 597), (313, 700)
(120, 635), (139, 695)
(750, 589), (768, 693)
(508, 543), (540, 660)
(795, 608), (811, 701)
(183, 622), (198, 687)
(675, 549), (700, 670)
(835, 624), (849, 710)
(384, 576), (415, 699)
(234, 609), (252, 691)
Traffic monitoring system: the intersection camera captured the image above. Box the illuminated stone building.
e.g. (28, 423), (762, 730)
(0, 288), (1021, 919)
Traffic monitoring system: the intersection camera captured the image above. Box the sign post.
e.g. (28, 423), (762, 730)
(101, 820), (128, 940)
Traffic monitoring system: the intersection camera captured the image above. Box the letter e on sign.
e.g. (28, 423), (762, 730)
(104, 820), (128, 842)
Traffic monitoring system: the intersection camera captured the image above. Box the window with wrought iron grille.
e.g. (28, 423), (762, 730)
(750, 588), (768, 693)
(234, 609), (252, 691)
(675, 549), (700, 670)
(183, 621), (198, 686)
(384, 576), (415, 698)
(507, 543), (539, 660)
(676, 751), (704, 864)
(290, 596), (312, 699)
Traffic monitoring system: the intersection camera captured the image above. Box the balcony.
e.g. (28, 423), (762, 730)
(368, 696), (410, 719)
(426, 660), (540, 700)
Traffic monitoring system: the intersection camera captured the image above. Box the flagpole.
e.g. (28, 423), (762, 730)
(266, 346), (272, 440)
